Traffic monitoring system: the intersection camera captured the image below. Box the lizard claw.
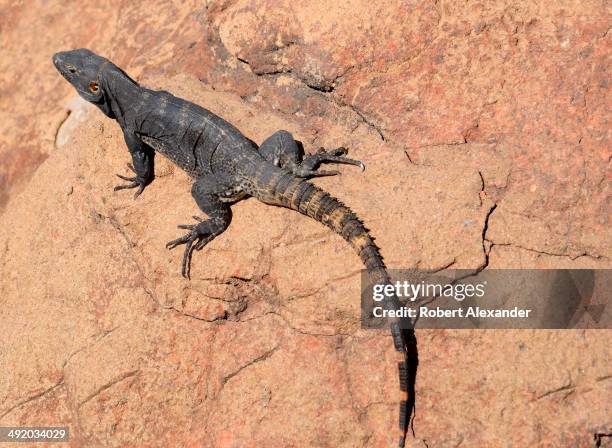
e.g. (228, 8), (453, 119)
(166, 232), (197, 278)
(133, 183), (146, 198)
(166, 216), (214, 278)
(114, 173), (148, 199)
(165, 233), (191, 250)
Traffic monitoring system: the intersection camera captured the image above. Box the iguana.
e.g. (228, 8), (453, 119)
(53, 48), (416, 447)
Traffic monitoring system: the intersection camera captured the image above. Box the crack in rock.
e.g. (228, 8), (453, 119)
(487, 242), (607, 261)
(234, 55), (385, 141)
(534, 382), (575, 401)
(479, 203), (498, 272)
(594, 432), (612, 447)
(78, 369), (140, 407)
(220, 344), (280, 388)
(0, 380), (64, 419)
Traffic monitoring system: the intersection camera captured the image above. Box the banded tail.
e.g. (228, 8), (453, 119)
(255, 171), (417, 447)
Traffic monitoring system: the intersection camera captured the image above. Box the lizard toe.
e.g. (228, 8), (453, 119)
(133, 183), (145, 199)
(114, 174), (149, 198)
(114, 180), (140, 191)
(181, 239), (196, 278)
(166, 233), (193, 250)
(116, 174), (136, 182)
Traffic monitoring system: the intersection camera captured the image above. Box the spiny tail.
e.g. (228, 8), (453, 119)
(258, 172), (416, 447)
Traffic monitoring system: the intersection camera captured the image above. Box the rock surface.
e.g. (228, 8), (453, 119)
(0, 1), (610, 447)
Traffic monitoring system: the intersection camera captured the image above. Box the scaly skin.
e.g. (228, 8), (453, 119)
(53, 48), (416, 447)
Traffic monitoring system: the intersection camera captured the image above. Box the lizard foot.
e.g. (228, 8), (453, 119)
(113, 163), (149, 199)
(297, 147), (365, 177)
(166, 216), (214, 278)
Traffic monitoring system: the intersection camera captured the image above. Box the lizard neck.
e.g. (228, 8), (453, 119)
(99, 67), (142, 125)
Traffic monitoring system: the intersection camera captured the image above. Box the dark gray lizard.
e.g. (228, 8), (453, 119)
(53, 48), (415, 447)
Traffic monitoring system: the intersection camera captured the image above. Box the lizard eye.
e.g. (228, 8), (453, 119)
(88, 81), (99, 93)
(66, 65), (77, 74)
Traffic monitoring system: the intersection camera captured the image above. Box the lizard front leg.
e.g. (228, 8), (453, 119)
(114, 131), (154, 198)
(166, 174), (234, 278)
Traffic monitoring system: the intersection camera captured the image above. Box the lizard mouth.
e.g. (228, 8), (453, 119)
(52, 52), (65, 71)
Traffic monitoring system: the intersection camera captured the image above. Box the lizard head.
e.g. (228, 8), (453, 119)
(53, 48), (118, 117)
(53, 49), (108, 101)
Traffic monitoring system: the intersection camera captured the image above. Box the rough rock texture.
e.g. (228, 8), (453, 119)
(0, 1), (610, 447)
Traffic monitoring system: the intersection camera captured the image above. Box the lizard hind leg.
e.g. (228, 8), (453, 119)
(166, 175), (233, 278)
(259, 130), (364, 178)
